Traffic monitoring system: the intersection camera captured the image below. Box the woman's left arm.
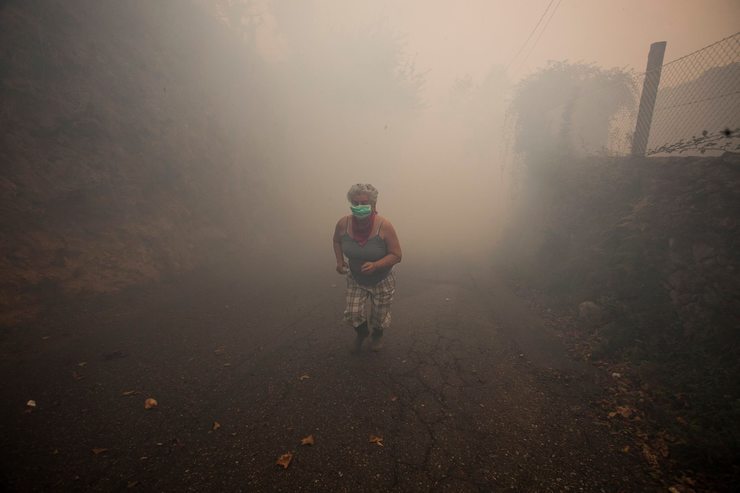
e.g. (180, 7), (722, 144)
(377, 221), (402, 269)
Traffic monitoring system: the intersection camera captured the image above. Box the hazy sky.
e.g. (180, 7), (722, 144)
(255, 0), (739, 100)
(400, 1), (737, 72)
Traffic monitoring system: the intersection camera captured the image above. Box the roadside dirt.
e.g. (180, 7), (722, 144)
(0, 260), (662, 491)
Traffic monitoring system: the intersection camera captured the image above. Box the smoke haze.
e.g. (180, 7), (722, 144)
(3, 2), (740, 490)
(197, 0), (738, 270)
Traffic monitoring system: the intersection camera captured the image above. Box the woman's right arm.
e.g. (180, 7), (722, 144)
(333, 217), (348, 274)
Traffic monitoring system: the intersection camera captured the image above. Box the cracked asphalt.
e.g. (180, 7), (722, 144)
(1, 260), (659, 491)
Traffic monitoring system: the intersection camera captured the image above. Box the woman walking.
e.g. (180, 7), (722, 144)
(333, 184), (402, 353)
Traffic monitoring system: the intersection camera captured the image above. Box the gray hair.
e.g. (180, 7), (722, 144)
(346, 183), (379, 205)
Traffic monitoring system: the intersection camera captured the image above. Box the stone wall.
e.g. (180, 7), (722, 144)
(501, 151), (740, 355)
(498, 150), (740, 477)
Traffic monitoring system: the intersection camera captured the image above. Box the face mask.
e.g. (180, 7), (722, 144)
(350, 204), (372, 218)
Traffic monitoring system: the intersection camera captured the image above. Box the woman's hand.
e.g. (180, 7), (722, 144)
(360, 261), (378, 274)
(336, 261), (349, 274)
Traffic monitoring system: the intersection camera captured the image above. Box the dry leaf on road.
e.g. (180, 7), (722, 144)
(92, 448), (109, 455)
(642, 443), (660, 469)
(121, 390), (137, 396)
(301, 435), (315, 446)
(369, 435), (384, 447)
(608, 406), (633, 418)
(298, 374), (310, 381)
(144, 398), (158, 409)
(276, 452), (293, 468)
(212, 421), (221, 431)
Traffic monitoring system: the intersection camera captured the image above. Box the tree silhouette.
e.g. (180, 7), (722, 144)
(510, 61), (635, 165)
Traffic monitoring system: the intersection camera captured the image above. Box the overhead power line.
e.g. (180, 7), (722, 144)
(505, 0), (555, 72)
(513, 0), (562, 73)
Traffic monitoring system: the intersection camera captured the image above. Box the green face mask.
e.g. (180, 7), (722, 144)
(350, 204), (372, 218)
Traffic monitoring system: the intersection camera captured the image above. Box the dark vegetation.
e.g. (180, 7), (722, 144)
(0, 0), (275, 326)
(0, 0), (422, 328)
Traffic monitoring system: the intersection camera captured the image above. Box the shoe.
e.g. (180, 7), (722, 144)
(370, 329), (384, 352)
(351, 322), (368, 354)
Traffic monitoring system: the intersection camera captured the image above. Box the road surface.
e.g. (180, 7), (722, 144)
(1, 260), (658, 491)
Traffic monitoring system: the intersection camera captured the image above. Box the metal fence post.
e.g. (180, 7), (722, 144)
(631, 41), (667, 156)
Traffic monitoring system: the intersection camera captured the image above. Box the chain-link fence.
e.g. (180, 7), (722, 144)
(510, 32), (740, 157)
(646, 32), (740, 155)
(608, 32), (740, 156)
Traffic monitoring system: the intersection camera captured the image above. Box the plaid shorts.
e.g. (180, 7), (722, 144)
(343, 271), (396, 331)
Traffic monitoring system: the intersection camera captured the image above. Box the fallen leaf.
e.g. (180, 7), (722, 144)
(608, 406), (633, 419)
(301, 435), (315, 446)
(92, 447), (109, 455)
(212, 421), (221, 431)
(390, 396), (398, 402)
(622, 445), (630, 453)
(669, 486), (689, 493)
(299, 374), (310, 381)
(121, 390), (137, 396)
(144, 398), (158, 409)
(276, 452), (293, 468)
(77, 362), (88, 367)
(617, 406), (633, 418)
(642, 444), (659, 469)
(26, 400), (37, 408)
(369, 435), (384, 447)
(72, 371), (84, 381)
(214, 346), (226, 356)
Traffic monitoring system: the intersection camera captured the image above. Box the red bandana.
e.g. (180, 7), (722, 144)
(351, 211), (377, 247)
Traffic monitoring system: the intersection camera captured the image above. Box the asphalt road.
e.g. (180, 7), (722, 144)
(1, 260), (659, 492)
